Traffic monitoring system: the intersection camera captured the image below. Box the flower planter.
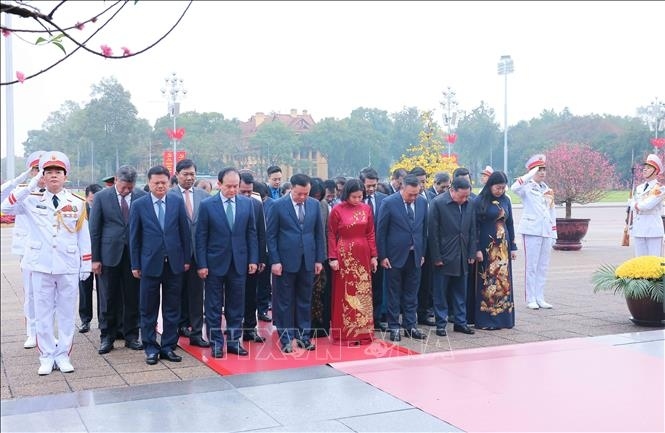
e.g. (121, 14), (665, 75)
(553, 218), (590, 251)
(625, 297), (665, 327)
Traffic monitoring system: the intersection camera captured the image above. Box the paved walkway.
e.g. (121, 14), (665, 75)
(1, 204), (663, 432)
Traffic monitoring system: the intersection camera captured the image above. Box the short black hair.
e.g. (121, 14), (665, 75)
(116, 165), (138, 184)
(218, 167), (239, 183)
(267, 165), (282, 176)
(239, 171), (254, 185)
(402, 175), (420, 188)
(147, 165), (170, 180)
(409, 166), (427, 177)
(85, 183), (103, 195)
(453, 167), (470, 178)
(451, 177), (471, 190)
(359, 167), (379, 182)
(290, 173), (312, 188)
(176, 159), (196, 173)
(340, 178), (365, 201)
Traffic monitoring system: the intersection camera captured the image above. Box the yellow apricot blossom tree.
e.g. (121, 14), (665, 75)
(389, 110), (459, 185)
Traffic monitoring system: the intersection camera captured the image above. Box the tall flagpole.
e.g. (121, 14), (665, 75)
(4, 13), (16, 178)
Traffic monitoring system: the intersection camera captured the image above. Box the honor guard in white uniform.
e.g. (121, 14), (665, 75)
(7, 151), (47, 348)
(511, 154), (557, 310)
(1, 151), (92, 375)
(630, 154), (665, 256)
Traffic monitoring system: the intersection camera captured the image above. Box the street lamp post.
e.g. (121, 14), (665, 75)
(160, 72), (187, 172)
(644, 97), (665, 139)
(497, 55), (514, 175)
(440, 86), (459, 157)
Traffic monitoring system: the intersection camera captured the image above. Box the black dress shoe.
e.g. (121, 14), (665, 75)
(124, 339), (143, 350)
(436, 328), (447, 337)
(211, 348), (224, 358)
(281, 343), (293, 353)
(453, 324), (475, 335)
(146, 353), (159, 365)
(374, 322), (388, 332)
(295, 339), (316, 351)
(98, 340), (114, 354)
(227, 344), (249, 356)
(160, 351), (182, 362)
(243, 331), (266, 343)
(404, 328), (427, 340)
(189, 336), (211, 347)
(79, 322), (90, 333)
(257, 313), (272, 322)
(178, 326), (192, 337)
(389, 330), (401, 342)
(417, 317), (436, 327)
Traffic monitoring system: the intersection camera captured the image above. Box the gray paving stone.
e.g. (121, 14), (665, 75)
(340, 408), (462, 432)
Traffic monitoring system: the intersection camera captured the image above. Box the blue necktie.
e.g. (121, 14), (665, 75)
(157, 199), (165, 230)
(406, 203), (414, 222)
(297, 203), (304, 225)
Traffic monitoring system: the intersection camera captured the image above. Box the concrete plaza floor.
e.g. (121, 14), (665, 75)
(1, 203), (663, 432)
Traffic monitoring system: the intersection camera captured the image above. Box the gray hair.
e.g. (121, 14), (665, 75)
(116, 165), (138, 184)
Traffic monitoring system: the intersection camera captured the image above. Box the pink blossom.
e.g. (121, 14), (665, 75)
(100, 44), (113, 57)
(75, 22), (84, 30)
(121, 46), (131, 56)
(1, 28), (11, 37)
(16, 71), (25, 83)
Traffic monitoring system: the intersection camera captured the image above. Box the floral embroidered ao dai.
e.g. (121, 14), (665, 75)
(327, 201), (377, 344)
(475, 196), (517, 329)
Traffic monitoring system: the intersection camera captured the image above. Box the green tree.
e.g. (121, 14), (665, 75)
(250, 121), (299, 172)
(455, 101), (501, 179)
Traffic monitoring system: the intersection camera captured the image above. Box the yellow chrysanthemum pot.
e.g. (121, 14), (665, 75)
(592, 256), (665, 327)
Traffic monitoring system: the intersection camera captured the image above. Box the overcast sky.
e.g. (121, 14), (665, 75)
(2, 1), (664, 159)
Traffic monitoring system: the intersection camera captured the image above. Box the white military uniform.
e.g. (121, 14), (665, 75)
(1, 152), (91, 373)
(7, 151), (47, 348)
(630, 154), (665, 256)
(511, 155), (557, 307)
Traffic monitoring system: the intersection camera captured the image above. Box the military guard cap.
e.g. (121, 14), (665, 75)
(26, 150), (46, 169)
(525, 154), (546, 170)
(101, 175), (115, 187)
(39, 151), (70, 173)
(645, 154), (663, 175)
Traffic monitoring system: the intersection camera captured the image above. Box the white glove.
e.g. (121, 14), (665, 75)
(79, 272), (91, 281)
(27, 170), (43, 191)
(525, 166), (540, 180)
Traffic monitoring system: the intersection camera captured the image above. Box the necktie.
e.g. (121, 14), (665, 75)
(366, 196), (374, 217)
(52, 194), (59, 209)
(297, 202), (304, 225)
(157, 200), (165, 230)
(120, 196), (129, 223)
(226, 199), (234, 229)
(644, 183), (649, 192)
(406, 203), (415, 222)
(184, 189), (193, 219)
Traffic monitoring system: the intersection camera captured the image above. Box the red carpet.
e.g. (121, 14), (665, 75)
(331, 338), (664, 432)
(178, 321), (417, 376)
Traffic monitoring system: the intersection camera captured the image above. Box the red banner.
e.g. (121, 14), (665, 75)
(163, 150), (186, 175)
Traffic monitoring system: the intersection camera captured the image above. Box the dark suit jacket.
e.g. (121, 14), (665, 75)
(250, 196), (268, 266)
(89, 186), (146, 266)
(266, 195), (326, 273)
(427, 192), (477, 276)
(367, 191), (386, 232)
(129, 193), (191, 277)
(195, 194), (258, 276)
(169, 185), (209, 262)
(376, 192), (428, 268)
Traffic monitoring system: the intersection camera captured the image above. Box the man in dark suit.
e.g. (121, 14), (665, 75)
(359, 167), (388, 331)
(388, 168), (407, 195)
(428, 177), (477, 337)
(89, 165), (146, 354)
(79, 183), (103, 334)
(266, 173), (326, 353)
(238, 171), (268, 344)
(196, 168), (258, 358)
(170, 159), (209, 348)
(377, 175), (428, 341)
(129, 165), (192, 365)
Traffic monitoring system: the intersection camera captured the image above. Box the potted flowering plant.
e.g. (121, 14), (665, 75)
(544, 143), (618, 251)
(592, 256), (665, 326)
